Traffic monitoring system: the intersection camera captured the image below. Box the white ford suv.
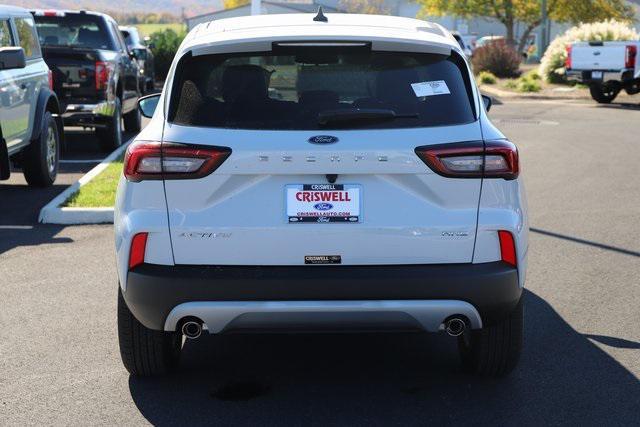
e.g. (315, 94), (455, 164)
(115, 13), (528, 378)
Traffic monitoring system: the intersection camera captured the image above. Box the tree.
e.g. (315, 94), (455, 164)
(224, 0), (250, 9)
(416, 0), (635, 54)
(339, 0), (390, 14)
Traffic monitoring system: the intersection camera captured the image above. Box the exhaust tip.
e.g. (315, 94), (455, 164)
(444, 318), (466, 337)
(182, 320), (203, 339)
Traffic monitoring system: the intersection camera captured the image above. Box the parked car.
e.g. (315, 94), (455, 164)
(476, 35), (504, 49)
(452, 31), (473, 57)
(0, 5), (63, 186)
(116, 13), (528, 378)
(566, 40), (640, 103)
(32, 10), (141, 151)
(119, 26), (155, 93)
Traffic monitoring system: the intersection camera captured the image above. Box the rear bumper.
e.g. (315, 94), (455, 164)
(123, 262), (522, 332)
(62, 101), (115, 127)
(566, 69), (634, 83)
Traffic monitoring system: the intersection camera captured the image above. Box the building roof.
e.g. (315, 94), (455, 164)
(182, 13), (457, 57)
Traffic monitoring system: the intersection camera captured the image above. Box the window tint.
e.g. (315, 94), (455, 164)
(170, 49), (476, 130)
(34, 15), (113, 50)
(14, 17), (41, 58)
(0, 19), (13, 47)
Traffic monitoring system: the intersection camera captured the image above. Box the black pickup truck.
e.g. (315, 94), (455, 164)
(32, 10), (141, 151)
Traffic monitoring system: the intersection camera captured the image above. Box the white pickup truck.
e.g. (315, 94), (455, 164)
(566, 41), (640, 103)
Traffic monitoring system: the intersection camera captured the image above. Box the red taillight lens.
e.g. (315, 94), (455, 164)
(415, 140), (519, 180)
(95, 61), (111, 91)
(625, 45), (637, 69)
(565, 45), (572, 69)
(48, 69), (54, 90)
(129, 232), (148, 269)
(123, 141), (232, 182)
(498, 230), (517, 266)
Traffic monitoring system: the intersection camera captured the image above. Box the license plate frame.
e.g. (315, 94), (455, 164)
(285, 184), (361, 224)
(591, 71), (603, 80)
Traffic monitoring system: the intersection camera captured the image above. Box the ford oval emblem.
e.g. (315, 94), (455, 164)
(314, 203), (333, 211)
(308, 135), (338, 144)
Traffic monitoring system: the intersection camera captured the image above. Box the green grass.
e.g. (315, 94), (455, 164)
(135, 23), (185, 37)
(63, 157), (123, 208)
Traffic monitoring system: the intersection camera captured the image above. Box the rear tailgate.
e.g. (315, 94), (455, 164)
(571, 42), (627, 70)
(41, 47), (101, 105)
(162, 125), (483, 266)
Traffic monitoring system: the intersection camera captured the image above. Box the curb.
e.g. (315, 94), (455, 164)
(479, 84), (589, 101)
(38, 140), (131, 225)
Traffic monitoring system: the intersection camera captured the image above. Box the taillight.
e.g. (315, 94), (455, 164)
(129, 232), (148, 269)
(415, 140), (519, 180)
(48, 69), (53, 90)
(565, 45), (572, 69)
(625, 45), (637, 69)
(498, 230), (517, 266)
(123, 141), (232, 182)
(95, 61), (112, 91)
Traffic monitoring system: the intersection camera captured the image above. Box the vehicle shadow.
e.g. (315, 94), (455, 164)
(594, 102), (640, 111)
(128, 290), (640, 425)
(0, 128), (135, 254)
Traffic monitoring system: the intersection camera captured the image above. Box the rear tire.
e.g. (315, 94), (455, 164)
(117, 287), (182, 377)
(123, 104), (141, 133)
(458, 298), (523, 377)
(589, 83), (620, 104)
(23, 111), (59, 187)
(96, 98), (122, 152)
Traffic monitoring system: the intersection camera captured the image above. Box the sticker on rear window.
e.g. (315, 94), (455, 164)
(411, 80), (451, 97)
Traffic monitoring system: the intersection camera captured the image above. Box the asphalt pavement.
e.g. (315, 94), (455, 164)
(1, 100), (639, 425)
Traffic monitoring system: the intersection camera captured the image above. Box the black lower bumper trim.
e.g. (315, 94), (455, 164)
(123, 262), (522, 331)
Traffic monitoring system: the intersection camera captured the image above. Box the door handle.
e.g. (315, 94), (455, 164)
(20, 83), (27, 90)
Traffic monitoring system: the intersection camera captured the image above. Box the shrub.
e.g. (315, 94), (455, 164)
(524, 70), (541, 81)
(471, 41), (521, 78)
(517, 78), (541, 93)
(148, 28), (186, 81)
(504, 74), (542, 93)
(539, 20), (639, 83)
(477, 71), (497, 84)
(504, 80), (518, 89)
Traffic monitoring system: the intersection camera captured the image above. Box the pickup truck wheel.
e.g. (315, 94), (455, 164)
(123, 104), (141, 133)
(23, 111), (59, 187)
(589, 83), (620, 104)
(96, 98), (122, 152)
(457, 298), (523, 377)
(117, 287), (182, 376)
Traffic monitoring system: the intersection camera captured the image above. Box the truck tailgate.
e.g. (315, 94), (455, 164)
(571, 43), (626, 71)
(42, 47), (100, 105)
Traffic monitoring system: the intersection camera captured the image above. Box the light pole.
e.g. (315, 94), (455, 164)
(251, 0), (261, 16)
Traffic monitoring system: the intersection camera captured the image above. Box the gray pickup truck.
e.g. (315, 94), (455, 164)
(0, 5), (63, 187)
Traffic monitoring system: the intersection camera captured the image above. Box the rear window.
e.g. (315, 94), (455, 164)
(34, 15), (114, 50)
(169, 48), (476, 130)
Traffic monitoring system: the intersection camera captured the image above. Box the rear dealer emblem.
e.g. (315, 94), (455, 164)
(308, 135), (338, 144)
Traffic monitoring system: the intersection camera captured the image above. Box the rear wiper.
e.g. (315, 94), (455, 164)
(318, 108), (418, 126)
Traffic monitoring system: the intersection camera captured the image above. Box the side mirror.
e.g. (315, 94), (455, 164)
(482, 94), (493, 112)
(138, 93), (160, 118)
(0, 47), (26, 71)
(128, 50), (137, 60)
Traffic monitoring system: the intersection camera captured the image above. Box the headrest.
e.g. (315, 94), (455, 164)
(221, 64), (269, 102)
